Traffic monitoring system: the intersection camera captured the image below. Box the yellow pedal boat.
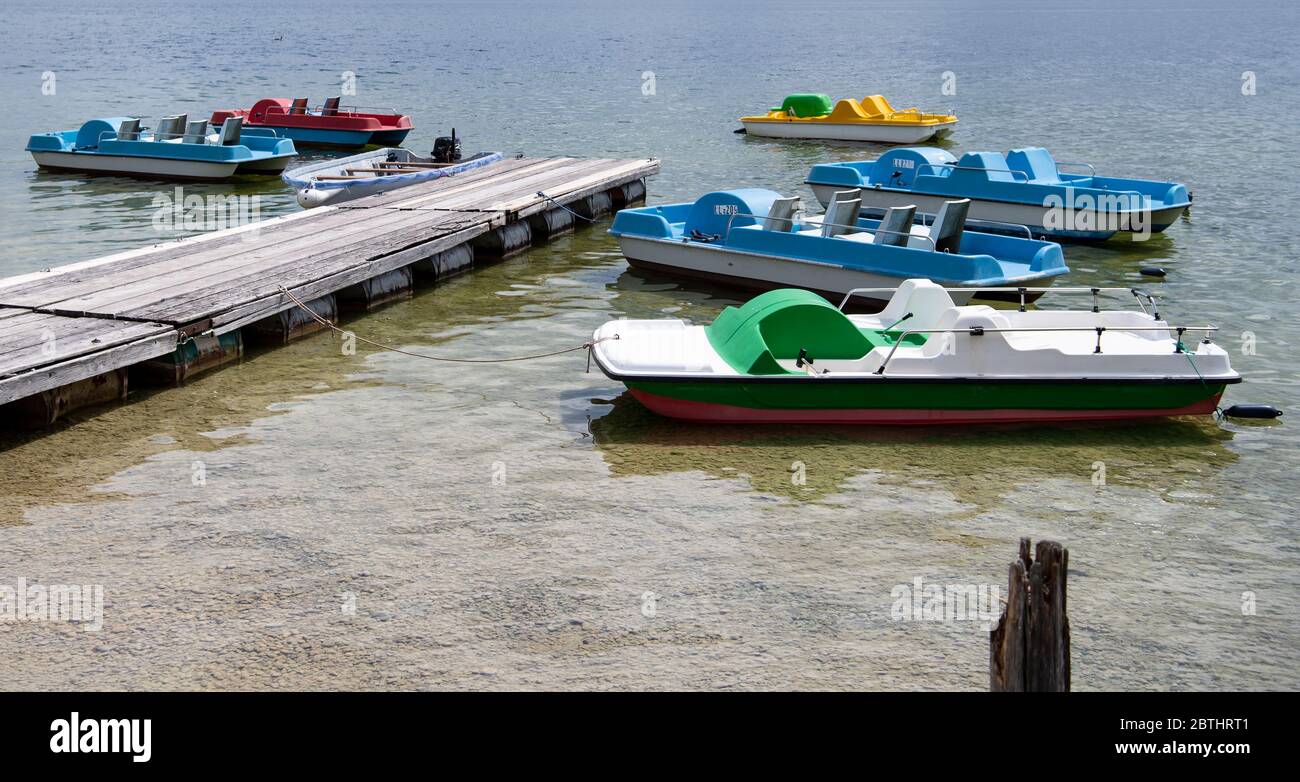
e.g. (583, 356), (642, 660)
(739, 93), (957, 144)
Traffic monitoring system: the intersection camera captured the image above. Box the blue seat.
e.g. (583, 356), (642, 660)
(1006, 147), (1061, 184)
(948, 152), (1018, 184)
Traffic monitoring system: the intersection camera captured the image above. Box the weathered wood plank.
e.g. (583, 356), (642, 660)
(0, 325), (177, 405)
(38, 208), (479, 320)
(206, 223), (491, 333)
(0, 317), (172, 371)
(0, 155), (658, 411)
(406, 159), (619, 212)
(379, 159), (657, 219)
(340, 156), (565, 209)
(496, 161), (657, 220)
(0, 159), (597, 313)
(126, 213), (495, 324)
(346, 159), (587, 213)
(0, 312), (119, 356)
(0, 208), (338, 305)
(0, 207), (375, 311)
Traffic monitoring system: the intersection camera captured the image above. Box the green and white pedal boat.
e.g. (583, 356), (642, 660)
(590, 279), (1240, 424)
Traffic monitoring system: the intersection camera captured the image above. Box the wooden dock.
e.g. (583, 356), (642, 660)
(0, 155), (658, 425)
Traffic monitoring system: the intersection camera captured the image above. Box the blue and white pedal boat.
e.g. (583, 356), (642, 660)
(283, 149), (504, 208)
(609, 189), (1068, 308)
(807, 147), (1191, 241)
(26, 116), (297, 181)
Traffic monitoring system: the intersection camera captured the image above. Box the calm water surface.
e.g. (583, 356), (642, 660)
(0, 0), (1297, 689)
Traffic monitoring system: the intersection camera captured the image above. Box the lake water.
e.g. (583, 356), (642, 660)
(1, 0), (1297, 690)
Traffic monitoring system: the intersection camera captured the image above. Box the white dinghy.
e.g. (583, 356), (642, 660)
(283, 148), (503, 208)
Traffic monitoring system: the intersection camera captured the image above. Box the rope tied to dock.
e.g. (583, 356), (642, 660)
(276, 286), (615, 363)
(535, 191), (598, 222)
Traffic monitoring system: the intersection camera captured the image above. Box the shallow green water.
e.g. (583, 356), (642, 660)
(0, 0), (1296, 690)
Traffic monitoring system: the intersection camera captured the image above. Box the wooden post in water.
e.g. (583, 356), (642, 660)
(990, 538), (1071, 692)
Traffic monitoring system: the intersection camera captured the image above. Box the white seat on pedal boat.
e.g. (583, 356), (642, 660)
(763, 196), (800, 232)
(821, 196), (860, 237)
(183, 120), (210, 144)
(116, 118), (141, 141)
(857, 279), (957, 334)
(218, 115), (243, 145)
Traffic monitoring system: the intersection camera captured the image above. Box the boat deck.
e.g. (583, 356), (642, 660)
(0, 155), (658, 417)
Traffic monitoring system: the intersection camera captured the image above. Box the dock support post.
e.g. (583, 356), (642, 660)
(338, 267), (414, 313)
(990, 538), (1071, 692)
(526, 207), (575, 241)
(413, 244), (475, 282)
(471, 221), (533, 261)
(246, 294), (338, 345)
(133, 331), (244, 386)
(571, 190), (613, 221)
(609, 178), (647, 208)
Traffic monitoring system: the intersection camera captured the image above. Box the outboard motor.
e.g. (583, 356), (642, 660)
(432, 129), (462, 163)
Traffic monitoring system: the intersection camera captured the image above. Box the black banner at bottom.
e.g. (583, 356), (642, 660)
(0, 691), (1283, 769)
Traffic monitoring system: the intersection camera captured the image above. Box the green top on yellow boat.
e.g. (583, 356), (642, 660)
(739, 93), (958, 144)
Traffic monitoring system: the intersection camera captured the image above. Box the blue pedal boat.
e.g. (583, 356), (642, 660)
(806, 147), (1191, 241)
(26, 115), (297, 181)
(609, 188), (1068, 308)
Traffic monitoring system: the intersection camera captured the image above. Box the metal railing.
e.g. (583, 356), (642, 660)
(262, 103), (402, 119)
(872, 323), (1219, 375)
(960, 217), (1032, 238)
(916, 162), (1031, 182)
(720, 210), (936, 250)
(99, 128), (265, 145)
(854, 204), (1033, 240)
(837, 285), (1161, 317)
(1055, 160), (1097, 177)
(885, 107), (925, 123)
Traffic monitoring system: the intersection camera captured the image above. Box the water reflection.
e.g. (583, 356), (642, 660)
(586, 389), (1237, 511)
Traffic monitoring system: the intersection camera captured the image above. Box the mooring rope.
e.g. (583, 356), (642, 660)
(536, 191), (598, 222)
(276, 285), (615, 363)
(1178, 339), (1224, 420)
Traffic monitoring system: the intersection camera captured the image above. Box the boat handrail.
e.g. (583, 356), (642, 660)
(917, 162), (1030, 183)
(837, 285), (1161, 317)
(721, 211), (936, 251)
(263, 103), (403, 118)
(146, 129), (207, 143)
(873, 324), (1219, 375)
(98, 127), (271, 146)
(859, 208), (1033, 240)
(960, 217), (1033, 239)
(1055, 160), (1096, 177)
(887, 107), (925, 122)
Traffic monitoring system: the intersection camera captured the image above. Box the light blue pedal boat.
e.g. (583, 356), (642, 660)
(610, 188), (1068, 308)
(26, 115), (297, 181)
(807, 147), (1191, 240)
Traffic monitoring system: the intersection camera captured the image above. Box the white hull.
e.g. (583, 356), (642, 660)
(618, 235), (978, 306)
(742, 120), (956, 144)
(31, 150), (237, 180)
(285, 150), (505, 209)
(234, 155), (293, 174)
